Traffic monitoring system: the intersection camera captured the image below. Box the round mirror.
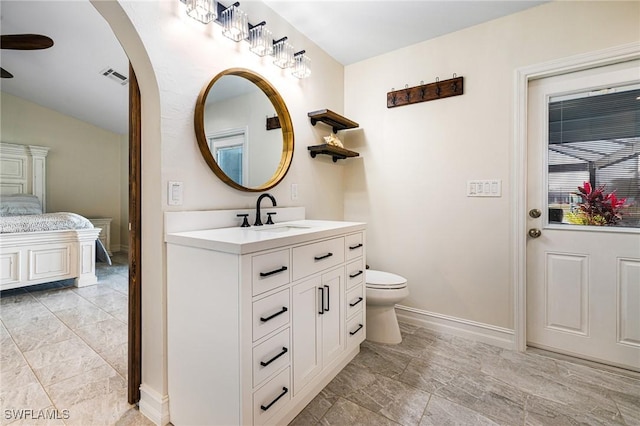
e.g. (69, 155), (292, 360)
(195, 68), (294, 192)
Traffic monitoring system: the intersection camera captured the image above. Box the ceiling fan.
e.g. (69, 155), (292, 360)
(1, 34), (54, 78)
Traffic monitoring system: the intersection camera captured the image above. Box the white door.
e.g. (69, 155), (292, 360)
(292, 276), (322, 394)
(526, 60), (640, 371)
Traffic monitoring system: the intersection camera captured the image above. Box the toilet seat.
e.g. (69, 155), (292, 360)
(366, 270), (407, 290)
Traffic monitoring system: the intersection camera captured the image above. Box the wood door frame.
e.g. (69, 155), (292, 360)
(128, 63), (142, 404)
(512, 42), (640, 352)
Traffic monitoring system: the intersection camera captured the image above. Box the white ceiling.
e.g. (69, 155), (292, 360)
(0, 1), (129, 134)
(0, 0), (546, 136)
(263, 0), (546, 65)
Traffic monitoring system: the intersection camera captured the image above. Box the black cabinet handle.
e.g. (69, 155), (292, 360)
(349, 297), (363, 307)
(259, 266), (288, 277)
(349, 243), (363, 250)
(349, 270), (363, 279)
(260, 387), (288, 411)
(318, 287), (324, 315)
(349, 324), (363, 335)
(324, 285), (330, 312)
(260, 347), (288, 367)
(260, 307), (288, 322)
(314, 252), (333, 261)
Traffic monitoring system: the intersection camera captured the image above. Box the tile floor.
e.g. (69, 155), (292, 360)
(2, 256), (639, 426)
(290, 323), (640, 426)
(0, 253), (152, 426)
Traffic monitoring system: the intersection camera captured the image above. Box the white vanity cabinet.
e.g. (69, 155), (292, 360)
(166, 220), (365, 426)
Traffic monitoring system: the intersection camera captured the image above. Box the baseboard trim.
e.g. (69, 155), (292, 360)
(139, 384), (170, 426)
(395, 305), (515, 350)
(113, 244), (128, 254)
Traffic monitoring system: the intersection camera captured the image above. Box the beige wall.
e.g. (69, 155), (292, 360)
(122, 1), (346, 218)
(1, 92), (127, 252)
(120, 133), (129, 252)
(343, 1), (640, 329)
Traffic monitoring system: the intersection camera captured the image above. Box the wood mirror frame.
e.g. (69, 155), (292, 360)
(194, 68), (294, 192)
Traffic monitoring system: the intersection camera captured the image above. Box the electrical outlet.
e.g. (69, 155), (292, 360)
(291, 183), (298, 200)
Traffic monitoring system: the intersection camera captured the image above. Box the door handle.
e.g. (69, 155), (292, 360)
(529, 208), (542, 218)
(528, 228), (542, 238)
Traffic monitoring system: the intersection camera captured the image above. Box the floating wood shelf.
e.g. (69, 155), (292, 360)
(308, 109), (359, 133)
(308, 144), (360, 162)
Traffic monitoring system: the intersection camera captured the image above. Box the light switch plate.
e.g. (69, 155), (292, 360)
(467, 179), (502, 197)
(168, 181), (184, 205)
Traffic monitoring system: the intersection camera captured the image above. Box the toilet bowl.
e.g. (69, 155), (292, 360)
(365, 270), (409, 344)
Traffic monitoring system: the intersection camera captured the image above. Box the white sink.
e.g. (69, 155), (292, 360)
(251, 224), (311, 233)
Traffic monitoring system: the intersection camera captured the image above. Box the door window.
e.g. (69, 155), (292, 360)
(547, 84), (640, 228)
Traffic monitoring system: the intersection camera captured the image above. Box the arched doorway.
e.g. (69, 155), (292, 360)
(90, 0), (162, 406)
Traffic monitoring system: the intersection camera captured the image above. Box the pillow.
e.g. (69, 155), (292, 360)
(0, 194), (43, 216)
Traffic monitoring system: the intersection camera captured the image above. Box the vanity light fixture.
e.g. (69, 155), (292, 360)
(186, 0), (218, 24)
(221, 2), (248, 42)
(249, 22), (273, 57)
(291, 50), (311, 79)
(272, 37), (294, 69)
(180, 0), (311, 78)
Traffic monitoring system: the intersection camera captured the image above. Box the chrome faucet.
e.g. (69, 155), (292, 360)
(255, 193), (277, 226)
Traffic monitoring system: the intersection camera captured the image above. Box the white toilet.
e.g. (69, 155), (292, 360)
(365, 270), (409, 344)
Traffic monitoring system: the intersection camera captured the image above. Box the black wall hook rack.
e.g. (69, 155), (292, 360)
(387, 75), (464, 108)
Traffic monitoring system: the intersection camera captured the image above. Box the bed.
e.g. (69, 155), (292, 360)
(0, 142), (102, 291)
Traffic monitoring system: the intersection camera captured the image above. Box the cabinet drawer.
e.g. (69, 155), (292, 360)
(253, 367), (291, 425)
(253, 288), (290, 342)
(253, 328), (290, 388)
(346, 259), (365, 290)
(252, 249), (290, 296)
(345, 232), (364, 261)
(346, 311), (365, 348)
(292, 237), (344, 281)
(346, 285), (364, 319)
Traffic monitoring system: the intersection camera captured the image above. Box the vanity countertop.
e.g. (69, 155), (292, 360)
(165, 220), (366, 254)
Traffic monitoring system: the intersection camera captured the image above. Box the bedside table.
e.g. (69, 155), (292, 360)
(88, 218), (113, 255)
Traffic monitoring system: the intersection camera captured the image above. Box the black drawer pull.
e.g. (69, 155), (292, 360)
(349, 297), (363, 307)
(260, 387), (288, 411)
(314, 252), (333, 261)
(349, 243), (363, 250)
(318, 287), (324, 315)
(260, 347), (288, 367)
(349, 270), (363, 279)
(260, 307), (288, 322)
(259, 266), (288, 277)
(349, 324), (363, 335)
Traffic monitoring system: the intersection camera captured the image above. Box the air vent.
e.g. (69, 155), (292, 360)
(100, 67), (128, 86)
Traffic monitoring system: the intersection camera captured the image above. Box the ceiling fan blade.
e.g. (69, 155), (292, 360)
(1, 67), (14, 78)
(1, 34), (54, 50)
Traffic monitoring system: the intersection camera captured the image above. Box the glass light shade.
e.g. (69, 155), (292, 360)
(273, 41), (294, 69)
(186, 0), (217, 24)
(249, 25), (273, 57)
(221, 5), (248, 42)
(291, 53), (311, 79)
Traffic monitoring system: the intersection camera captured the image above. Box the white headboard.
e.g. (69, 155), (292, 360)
(0, 142), (50, 212)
